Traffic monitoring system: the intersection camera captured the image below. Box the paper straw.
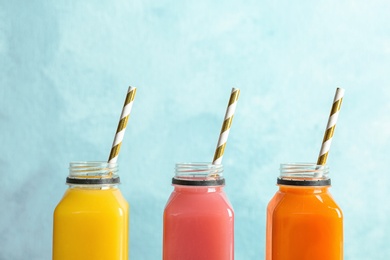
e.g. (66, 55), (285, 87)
(317, 88), (345, 165)
(108, 86), (137, 164)
(212, 88), (240, 165)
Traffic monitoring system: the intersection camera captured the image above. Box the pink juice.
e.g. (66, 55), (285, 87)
(163, 163), (234, 260)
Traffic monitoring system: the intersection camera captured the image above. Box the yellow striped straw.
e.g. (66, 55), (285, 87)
(108, 86), (137, 164)
(317, 87), (345, 165)
(212, 88), (240, 165)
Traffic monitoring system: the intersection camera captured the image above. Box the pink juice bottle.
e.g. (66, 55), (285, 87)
(163, 163), (234, 260)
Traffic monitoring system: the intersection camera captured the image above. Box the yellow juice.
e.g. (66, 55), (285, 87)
(53, 162), (129, 260)
(53, 187), (129, 260)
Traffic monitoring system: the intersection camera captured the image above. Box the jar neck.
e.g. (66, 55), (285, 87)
(68, 184), (118, 189)
(67, 161), (120, 186)
(279, 185), (329, 194)
(278, 163), (331, 186)
(172, 163), (225, 186)
(173, 185), (224, 193)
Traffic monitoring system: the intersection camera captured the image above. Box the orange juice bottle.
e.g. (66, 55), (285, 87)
(53, 162), (129, 260)
(266, 163), (343, 260)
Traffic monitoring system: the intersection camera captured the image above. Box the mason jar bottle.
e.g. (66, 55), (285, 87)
(163, 163), (234, 260)
(53, 162), (129, 260)
(266, 163), (343, 260)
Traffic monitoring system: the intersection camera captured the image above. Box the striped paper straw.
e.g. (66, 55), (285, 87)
(212, 88), (240, 165)
(108, 86), (137, 164)
(317, 88), (345, 165)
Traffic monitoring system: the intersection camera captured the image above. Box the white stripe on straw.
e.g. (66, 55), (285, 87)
(212, 88), (240, 165)
(108, 86), (137, 164)
(317, 87), (345, 165)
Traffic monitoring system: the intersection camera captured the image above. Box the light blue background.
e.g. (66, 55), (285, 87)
(1, 0), (390, 259)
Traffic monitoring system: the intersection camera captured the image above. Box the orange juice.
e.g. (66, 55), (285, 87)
(266, 163), (343, 260)
(53, 162), (129, 260)
(163, 163), (234, 260)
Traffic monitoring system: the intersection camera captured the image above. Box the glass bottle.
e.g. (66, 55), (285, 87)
(53, 162), (129, 260)
(266, 163), (343, 260)
(163, 163), (234, 260)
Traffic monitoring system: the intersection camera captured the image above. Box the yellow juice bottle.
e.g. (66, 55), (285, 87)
(53, 162), (129, 260)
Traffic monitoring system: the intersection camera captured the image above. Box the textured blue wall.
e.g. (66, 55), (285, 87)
(1, 0), (390, 259)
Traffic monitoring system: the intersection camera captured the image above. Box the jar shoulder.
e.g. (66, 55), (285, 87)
(271, 189), (343, 218)
(54, 188), (128, 214)
(164, 189), (233, 215)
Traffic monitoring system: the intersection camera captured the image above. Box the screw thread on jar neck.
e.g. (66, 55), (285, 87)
(173, 163), (225, 186)
(278, 163), (330, 186)
(67, 161), (120, 185)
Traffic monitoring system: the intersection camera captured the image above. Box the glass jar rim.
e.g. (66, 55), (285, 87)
(67, 161), (119, 185)
(278, 162), (330, 186)
(173, 162), (225, 186)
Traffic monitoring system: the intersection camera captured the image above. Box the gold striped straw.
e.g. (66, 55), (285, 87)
(212, 88), (240, 165)
(317, 87), (345, 165)
(108, 86), (137, 164)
